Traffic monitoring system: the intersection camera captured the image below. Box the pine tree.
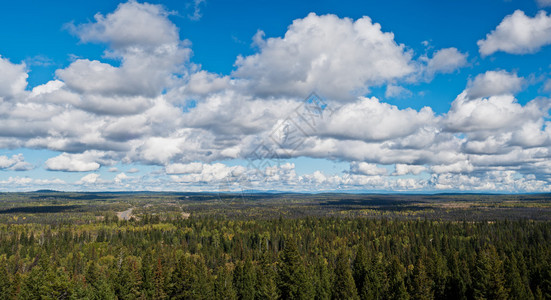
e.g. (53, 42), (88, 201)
(353, 244), (369, 299)
(472, 246), (509, 300)
(115, 255), (143, 299)
(445, 250), (469, 300)
(167, 252), (192, 299)
(332, 250), (359, 300)
(256, 253), (278, 300)
(0, 257), (11, 299)
(234, 257), (256, 300)
(189, 256), (214, 300)
(313, 255), (331, 300)
(387, 255), (409, 300)
(153, 258), (167, 300)
(85, 261), (116, 299)
(277, 238), (313, 299)
(505, 253), (533, 300)
(365, 252), (386, 300)
(215, 264), (237, 300)
(411, 258), (433, 300)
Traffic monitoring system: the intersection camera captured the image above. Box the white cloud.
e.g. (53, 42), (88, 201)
(170, 163), (246, 183)
(0, 2), (551, 193)
(424, 47), (468, 76)
(77, 173), (101, 184)
(114, 172), (128, 183)
(444, 92), (549, 133)
(0, 154), (32, 171)
(543, 78), (551, 93)
(68, 1), (179, 50)
(385, 85), (412, 98)
(57, 1), (191, 114)
(537, 0), (551, 7)
(184, 71), (230, 96)
(349, 162), (387, 175)
(430, 171), (551, 192)
(478, 10), (551, 56)
(319, 97), (436, 141)
(233, 13), (415, 100)
(166, 162), (203, 174)
(0, 176), (66, 187)
(466, 70), (524, 99)
(393, 164), (426, 175)
(431, 160), (474, 174)
(188, 0), (206, 21)
(0, 56), (28, 100)
(45, 152), (102, 172)
(127, 167), (139, 173)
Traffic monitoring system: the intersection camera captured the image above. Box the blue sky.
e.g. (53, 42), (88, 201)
(1, 0), (551, 192)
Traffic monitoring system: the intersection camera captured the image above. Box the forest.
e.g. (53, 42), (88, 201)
(0, 192), (549, 299)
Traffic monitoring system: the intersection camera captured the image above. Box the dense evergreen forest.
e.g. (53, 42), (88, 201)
(0, 216), (550, 299)
(0, 192), (550, 299)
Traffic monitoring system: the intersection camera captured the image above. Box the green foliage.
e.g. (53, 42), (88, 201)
(472, 246), (509, 300)
(277, 238), (314, 299)
(0, 210), (548, 299)
(332, 250), (358, 300)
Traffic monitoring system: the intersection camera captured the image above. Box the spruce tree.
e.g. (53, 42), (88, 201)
(313, 255), (332, 300)
(411, 258), (433, 300)
(277, 238), (313, 299)
(388, 255), (409, 300)
(332, 250), (359, 300)
(473, 246), (509, 300)
(215, 265), (237, 300)
(353, 244), (369, 299)
(234, 257), (256, 300)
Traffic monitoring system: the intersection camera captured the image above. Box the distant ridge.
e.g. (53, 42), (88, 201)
(5, 190), (550, 196)
(32, 189), (60, 193)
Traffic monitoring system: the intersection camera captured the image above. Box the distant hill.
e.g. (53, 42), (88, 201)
(32, 189), (60, 193)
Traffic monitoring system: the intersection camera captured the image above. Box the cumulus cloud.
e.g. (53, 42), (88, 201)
(431, 160), (474, 174)
(466, 70), (525, 99)
(67, 1), (179, 50)
(0, 56), (28, 100)
(233, 13), (415, 100)
(1, 2), (551, 193)
(58, 0), (191, 113)
(0, 154), (32, 171)
(184, 71), (230, 96)
(393, 164), (426, 176)
(165, 162), (203, 174)
(445, 92), (548, 133)
(45, 152), (102, 172)
(114, 172), (129, 183)
(478, 10), (551, 56)
(77, 173), (101, 184)
(349, 162), (387, 175)
(0, 177), (65, 186)
(169, 162), (246, 183)
(319, 97), (436, 141)
(424, 47), (468, 77)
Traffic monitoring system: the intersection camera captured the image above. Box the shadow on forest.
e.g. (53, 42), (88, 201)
(0, 205), (81, 214)
(318, 198), (430, 211)
(319, 198), (423, 206)
(31, 194), (112, 201)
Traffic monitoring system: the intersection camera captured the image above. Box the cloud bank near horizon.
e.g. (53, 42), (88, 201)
(1, 1), (551, 193)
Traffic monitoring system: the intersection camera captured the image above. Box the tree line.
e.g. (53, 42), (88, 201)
(0, 216), (549, 299)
